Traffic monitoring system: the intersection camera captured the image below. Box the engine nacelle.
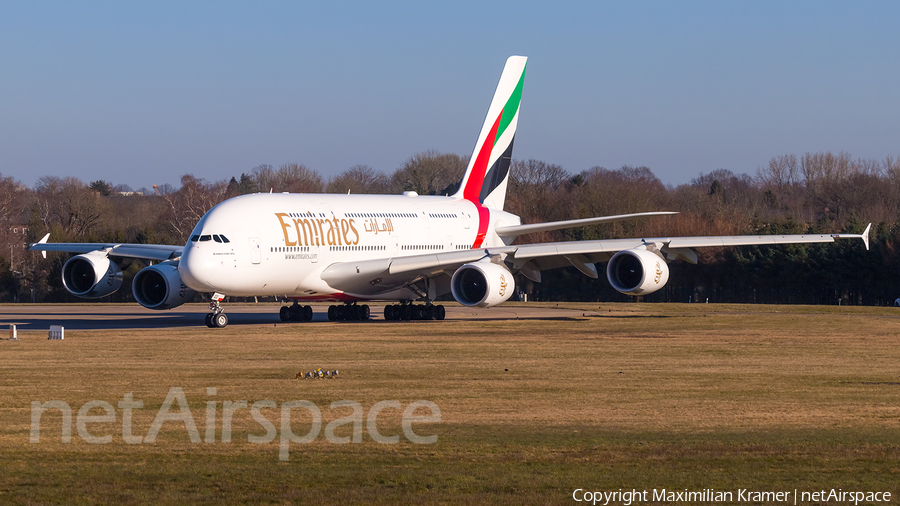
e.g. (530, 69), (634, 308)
(451, 262), (515, 307)
(132, 260), (196, 310)
(606, 248), (670, 296)
(61, 252), (123, 298)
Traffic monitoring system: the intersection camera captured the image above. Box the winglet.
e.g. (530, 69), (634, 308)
(36, 233), (50, 258)
(833, 223), (871, 251)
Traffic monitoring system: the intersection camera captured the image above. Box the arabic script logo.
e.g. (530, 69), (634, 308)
(654, 262), (663, 284)
(499, 274), (508, 297)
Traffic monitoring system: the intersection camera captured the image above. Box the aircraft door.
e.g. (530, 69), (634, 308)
(415, 206), (431, 229)
(249, 237), (261, 264)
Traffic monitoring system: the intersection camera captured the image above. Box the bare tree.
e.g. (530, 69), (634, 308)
(249, 164), (275, 193)
(570, 165), (672, 239)
(251, 163), (324, 193)
(801, 151), (854, 188)
(326, 165), (390, 194)
(758, 154), (800, 189)
(0, 174), (28, 270)
(390, 150), (468, 195)
(32, 176), (110, 240)
(162, 175), (229, 242)
(0, 174), (24, 227)
(502, 159), (573, 243)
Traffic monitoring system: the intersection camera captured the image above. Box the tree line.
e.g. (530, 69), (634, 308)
(0, 149), (895, 305)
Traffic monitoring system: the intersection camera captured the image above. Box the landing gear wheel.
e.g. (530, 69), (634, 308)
(384, 305), (394, 321)
(303, 305), (313, 322)
(205, 313), (214, 328)
(325, 303), (372, 321)
(435, 305), (446, 321)
(213, 313), (228, 328)
(279, 306), (290, 321)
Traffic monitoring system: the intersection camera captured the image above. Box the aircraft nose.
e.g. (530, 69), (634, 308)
(178, 243), (219, 292)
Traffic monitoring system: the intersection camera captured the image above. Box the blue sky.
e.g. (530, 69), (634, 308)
(2, 1), (897, 190)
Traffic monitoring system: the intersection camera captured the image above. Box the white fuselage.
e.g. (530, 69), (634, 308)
(178, 192), (520, 301)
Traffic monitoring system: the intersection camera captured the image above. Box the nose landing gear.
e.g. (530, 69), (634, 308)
(205, 293), (228, 328)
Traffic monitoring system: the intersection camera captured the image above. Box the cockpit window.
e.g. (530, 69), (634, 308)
(195, 233), (229, 243)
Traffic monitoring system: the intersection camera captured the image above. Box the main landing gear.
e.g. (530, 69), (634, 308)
(327, 303), (370, 322)
(205, 293), (228, 328)
(384, 302), (445, 321)
(279, 303), (314, 322)
(267, 301), (446, 324)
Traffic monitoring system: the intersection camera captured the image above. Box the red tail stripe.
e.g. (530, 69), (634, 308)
(463, 109), (503, 203)
(464, 109), (502, 248)
(472, 205), (490, 248)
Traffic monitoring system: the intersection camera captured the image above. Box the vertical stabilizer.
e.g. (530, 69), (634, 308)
(454, 56), (527, 211)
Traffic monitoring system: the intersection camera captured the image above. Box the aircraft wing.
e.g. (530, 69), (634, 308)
(28, 234), (183, 262)
(321, 249), (500, 295)
(503, 224), (870, 281)
(321, 224), (870, 293)
(495, 211), (678, 238)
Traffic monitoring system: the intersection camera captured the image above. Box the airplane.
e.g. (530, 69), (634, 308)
(30, 56), (871, 327)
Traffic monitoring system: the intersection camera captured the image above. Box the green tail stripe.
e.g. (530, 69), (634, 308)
(494, 65), (526, 147)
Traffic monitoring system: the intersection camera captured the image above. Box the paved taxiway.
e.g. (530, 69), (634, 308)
(0, 303), (598, 331)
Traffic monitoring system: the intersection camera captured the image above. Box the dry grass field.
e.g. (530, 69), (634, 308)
(1, 302), (899, 505)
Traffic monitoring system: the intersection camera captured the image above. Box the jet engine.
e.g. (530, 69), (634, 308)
(606, 248), (670, 296)
(451, 262), (515, 307)
(61, 252), (123, 298)
(132, 260), (196, 310)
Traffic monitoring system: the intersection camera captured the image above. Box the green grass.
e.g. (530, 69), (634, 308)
(1, 303), (899, 504)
